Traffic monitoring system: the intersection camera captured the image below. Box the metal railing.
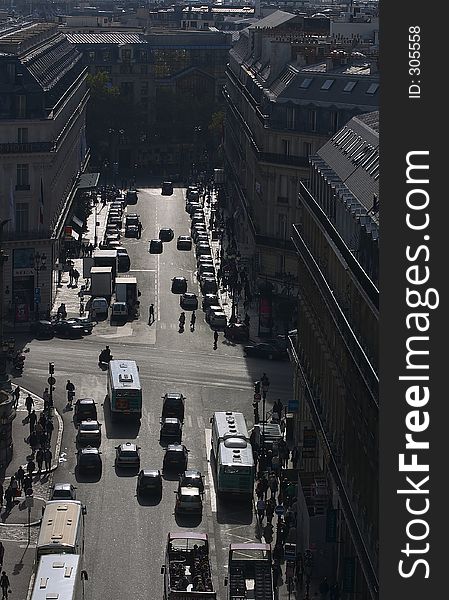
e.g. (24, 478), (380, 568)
(0, 142), (54, 154)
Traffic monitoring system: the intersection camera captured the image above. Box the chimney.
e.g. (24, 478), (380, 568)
(255, 0), (261, 19)
(325, 57), (334, 71)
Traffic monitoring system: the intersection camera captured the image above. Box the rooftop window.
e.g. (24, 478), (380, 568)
(321, 79), (334, 90)
(343, 81), (357, 92)
(300, 78), (313, 89)
(366, 83), (379, 95)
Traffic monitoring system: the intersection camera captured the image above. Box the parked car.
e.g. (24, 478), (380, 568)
(76, 420), (102, 447)
(205, 305), (222, 323)
(74, 398), (97, 424)
(199, 267), (215, 283)
(197, 254), (214, 269)
(115, 442), (141, 469)
(163, 444), (189, 473)
(177, 236), (192, 251)
(53, 320), (84, 338)
(106, 223), (120, 236)
(196, 243), (212, 258)
(66, 317), (94, 335)
(202, 294), (220, 311)
(180, 293), (198, 310)
(160, 417), (183, 444)
(30, 320), (54, 338)
(90, 297), (109, 316)
(191, 215), (205, 228)
(175, 486), (203, 515)
(125, 224), (139, 238)
(159, 228), (174, 242)
(125, 189), (138, 204)
(171, 277), (187, 294)
(162, 392), (185, 422)
(225, 322), (250, 342)
(192, 228), (207, 244)
(136, 469), (162, 496)
(116, 247), (130, 272)
(178, 470), (204, 494)
(77, 446), (102, 474)
(195, 234), (209, 246)
(209, 311), (227, 330)
(50, 483), (77, 501)
(111, 302), (128, 323)
(201, 277), (218, 294)
(186, 201), (201, 215)
(105, 232), (120, 245)
(161, 181), (174, 195)
(149, 239), (163, 254)
(243, 343), (289, 360)
(186, 186), (199, 201)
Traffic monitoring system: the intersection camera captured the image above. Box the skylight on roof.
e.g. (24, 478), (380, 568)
(343, 81), (357, 92)
(300, 78), (313, 89)
(366, 83), (379, 95)
(321, 79), (334, 90)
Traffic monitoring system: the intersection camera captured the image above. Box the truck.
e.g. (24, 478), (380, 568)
(161, 532), (216, 599)
(93, 249), (118, 279)
(225, 543), (274, 600)
(90, 266), (113, 298)
(115, 276), (140, 317)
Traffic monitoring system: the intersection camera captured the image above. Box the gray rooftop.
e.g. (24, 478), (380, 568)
(66, 32), (146, 45)
(248, 10), (297, 30)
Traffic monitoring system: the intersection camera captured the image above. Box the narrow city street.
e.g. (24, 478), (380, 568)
(15, 185), (293, 600)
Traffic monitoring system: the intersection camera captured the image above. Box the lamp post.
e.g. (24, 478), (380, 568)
(33, 252), (47, 321)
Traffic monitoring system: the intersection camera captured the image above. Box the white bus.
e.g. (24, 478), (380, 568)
(107, 359), (142, 420)
(30, 554), (87, 600)
(37, 501), (84, 557)
(211, 412), (254, 495)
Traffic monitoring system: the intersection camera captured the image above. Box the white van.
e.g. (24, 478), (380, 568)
(90, 297), (108, 316)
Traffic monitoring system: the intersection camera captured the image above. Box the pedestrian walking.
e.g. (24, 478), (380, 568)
(44, 448), (52, 472)
(190, 311), (196, 332)
(137, 221), (142, 239)
(4, 488), (13, 513)
(43, 387), (50, 410)
(16, 466), (25, 490)
(263, 523), (274, 544)
(148, 304), (154, 324)
(0, 484), (3, 508)
(269, 473), (279, 499)
(23, 475), (32, 494)
(0, 570), (10, 598)
(45, 418), (54, 441)
(29, 409), (37, 434)
(34, 421), (43, 441)
(25, 393), (34, 415)
(66, 380), (75, 405)
(36, 448), (44, 473)
(256, 497), (266, 524)
(26, 458), (35, 477)
(28, 430), (38, 454)
(73, 268), (80, 286)
(213, 330), (219, 349)
(69, 267), (74, 286)
(10, 477), (18, 500)
(266, 497), (275, 524)
(12, 385), (20, 409)
(272, 562), (282, 591)
(271, 454), (281, 478)
(319, 577), (330, 600)
(0, 543), (4, 569)
(273, 398), (283, 421)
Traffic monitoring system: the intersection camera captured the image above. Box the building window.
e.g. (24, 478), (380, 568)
(278, 254), (286, 274)
(16, 164), (29, 189)
(330, 111), (339, 133)
(7, 63), (15, 82)
(303, 142), (312, 157)
(15, 203), (29, 232)
(281, 139), (290, 156)
(17, 95), (26, 118)
(141, 82), (149, 95)
(279, 174), (288, 198)
(308, 110), (317, 132)
(88, 51), (96, 62)
(18, 128), (28, 144)
(277, 213), (288, 239)
(122, 49), (132, 61)
(286, 107), (295, 130)
(103, 51), (111, 62)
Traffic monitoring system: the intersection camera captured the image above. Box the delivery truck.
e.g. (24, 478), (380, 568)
(90, 266), (113, 298)
(115, 276), (140, 318)
(161, 532), (216, 599)
(93, 249), (118, 280)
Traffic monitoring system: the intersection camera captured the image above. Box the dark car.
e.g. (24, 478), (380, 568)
(192, 228), (207, 244)
(180, 293), (198, 310)
(163, 444), (188, 473)
(77, 446), (102, 474)
(74, 398), (97, 423)
(30, 320), (54, 338)
(201, 277), (218, 295)
(243, 343), (289, 361)
(159, 228), (174, 242)
(196, 243), (212, 258)
(178, 469), (204, 494)
(66, 318), (94, 335)
(76, 420), (102, 448)
(115, 442), (141, 469)
(186, 201), (202, 215)
(149, 239), (163, 254)
(125, 213), (140, 227)
(160, 417), (183, 444)
(175, 487), (203, 515)
(136, 469), (162, 496)
(125, 189), (138, 204)
(161, 392), (185, 422)
(50, 483), (77, 501)
(171, 277), (187, 294)
(202, 294), (220, 311)
(125, 224), (139, 238)
(53, 320), (84, 338)
(225, 322), (250, 342)
(161, 181), (173, 196)
(177, 236), (192, 251)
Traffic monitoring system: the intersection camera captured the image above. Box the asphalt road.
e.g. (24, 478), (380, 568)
(16, 186), (293, 600)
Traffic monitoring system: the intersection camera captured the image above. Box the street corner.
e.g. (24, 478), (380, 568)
(0, 494), (45, 527)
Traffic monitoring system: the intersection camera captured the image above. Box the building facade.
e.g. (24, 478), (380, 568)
(223, 10), (378, 322)
(0, 22), (89, 325)
(290, 111), (379, 599)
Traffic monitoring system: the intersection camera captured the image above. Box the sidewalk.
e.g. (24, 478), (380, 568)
(51, 194), (111, 318)
(1, 385), (63, 526)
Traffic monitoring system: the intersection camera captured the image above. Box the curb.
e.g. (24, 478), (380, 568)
(0, 495), (46, 528)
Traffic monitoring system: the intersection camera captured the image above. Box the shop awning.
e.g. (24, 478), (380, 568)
(77, 172), (100, 190)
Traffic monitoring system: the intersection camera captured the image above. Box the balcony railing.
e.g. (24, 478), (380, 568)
(292, 226), (378, 407)
(259, 152), (309, 168)
(288, 336), (379, 600)
(1, 229), (53, 242)
(0, 142), (54, 154)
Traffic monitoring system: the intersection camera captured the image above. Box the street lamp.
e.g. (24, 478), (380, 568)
(34, 252), (47, 321)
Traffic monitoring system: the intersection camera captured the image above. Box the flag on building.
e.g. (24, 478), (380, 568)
(39, 177), (44, 226)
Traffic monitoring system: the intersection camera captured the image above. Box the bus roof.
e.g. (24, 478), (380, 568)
(230, 543), (271, 551)
(168, 532), (208, 541)
(109, 360), (141, 389)
(31, 554), (81, 600)
(218, 439), (254, 466)
(37, 501), (82, 555)
(115, 276), (137, 285)
(212, 411), (249, 441)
